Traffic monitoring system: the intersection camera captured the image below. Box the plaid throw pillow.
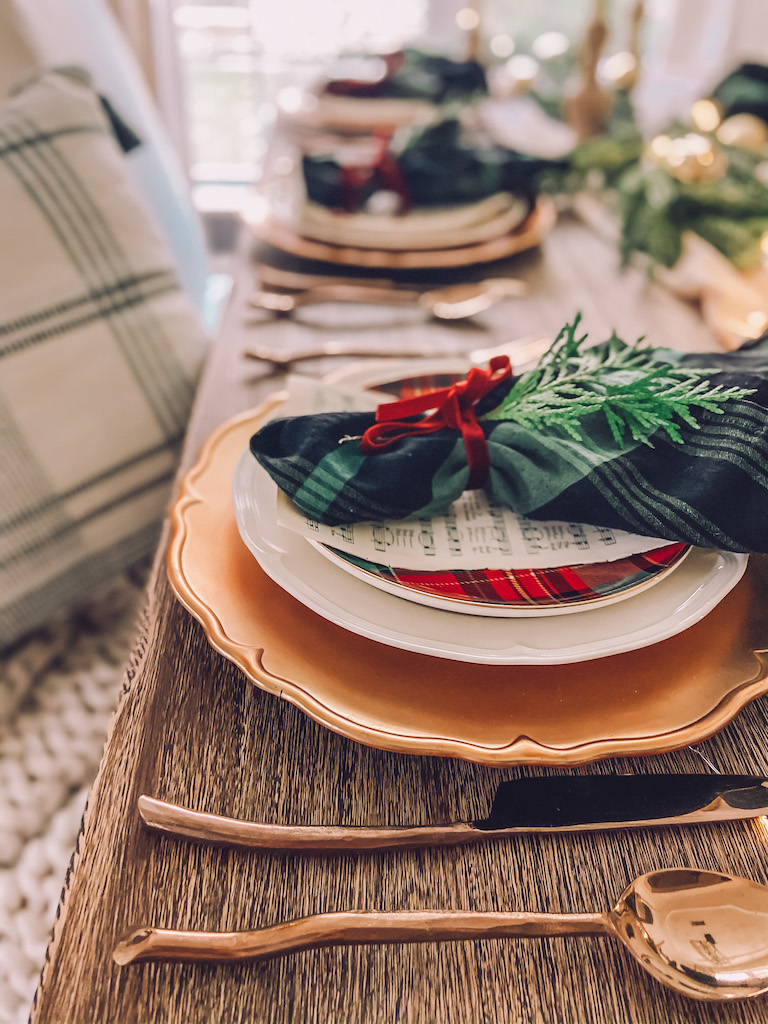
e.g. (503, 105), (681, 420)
(0, 68), (209, 647)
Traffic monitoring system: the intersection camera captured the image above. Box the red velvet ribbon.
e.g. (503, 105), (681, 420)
(359, 356), (513, 489)
(339, 128), (411, 213)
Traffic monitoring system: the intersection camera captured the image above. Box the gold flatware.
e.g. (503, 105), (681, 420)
(256, 263), (397, 291)
(137, 776), (768, 852)
(244, 332), (550, 370)
(246, 278), (528, 322)
(113, 867), (768, 1000)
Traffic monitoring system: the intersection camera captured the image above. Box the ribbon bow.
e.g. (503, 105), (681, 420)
(338, 128), (412, 214)
(360, 356), (513, 489)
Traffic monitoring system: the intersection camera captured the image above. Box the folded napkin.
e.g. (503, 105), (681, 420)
(250, 322), (768, 553)
(303, 118), (562, 212)
(322, 48), (487, 104)
(712, 62), (768, 124)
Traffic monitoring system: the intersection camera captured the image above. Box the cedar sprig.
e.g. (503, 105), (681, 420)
(484, 315), (755, 445)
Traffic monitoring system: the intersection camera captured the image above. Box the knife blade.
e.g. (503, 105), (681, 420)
(138, 775), (768, 853)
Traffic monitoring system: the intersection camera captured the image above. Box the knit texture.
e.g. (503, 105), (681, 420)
(0, 566), (146, 1024)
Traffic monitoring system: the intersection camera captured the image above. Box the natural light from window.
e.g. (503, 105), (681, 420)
(169, 0), (717, 195)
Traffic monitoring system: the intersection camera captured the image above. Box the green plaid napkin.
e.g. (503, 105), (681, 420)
(303, 118), (562, 212)
(712, 62), (768, 123)
(250, 333), (768, 554)
(322, 49), (487, 103)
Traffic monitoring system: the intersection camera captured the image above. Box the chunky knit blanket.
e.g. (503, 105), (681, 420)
(0, 568), (146, 1024)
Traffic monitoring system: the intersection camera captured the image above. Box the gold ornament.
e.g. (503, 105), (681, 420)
(716, 113), (768, 151)
(691, 98), (721, 133)
(648, 132), (727, 183)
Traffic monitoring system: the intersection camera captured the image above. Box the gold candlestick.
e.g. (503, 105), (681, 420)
(458, 0), (483, 63)
(563, 0), (612, 139)
(625, 0), (644, 89)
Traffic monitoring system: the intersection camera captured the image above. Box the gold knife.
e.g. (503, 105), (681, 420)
(138, 775), (768, 853)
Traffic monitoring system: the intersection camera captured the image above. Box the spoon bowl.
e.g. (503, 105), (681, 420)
(610, 868), (768, 1001)
(114, 867), (768, 1001)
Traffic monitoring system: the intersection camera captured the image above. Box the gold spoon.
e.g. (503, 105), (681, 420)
(247, 278), (528, 322)
(113, 867), (768, 1001)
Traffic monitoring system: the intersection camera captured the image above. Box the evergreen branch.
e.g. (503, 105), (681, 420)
(484, 315), (755, 445)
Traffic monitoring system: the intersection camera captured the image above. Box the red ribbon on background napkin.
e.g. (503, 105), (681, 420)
(338, 128), (412, 213)
(360, 356), (513, 489)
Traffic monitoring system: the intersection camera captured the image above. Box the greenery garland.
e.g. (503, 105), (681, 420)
(617, 139), (768, 270)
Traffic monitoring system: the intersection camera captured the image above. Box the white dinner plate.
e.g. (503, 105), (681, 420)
(296, 193), (530, 250)
(324, 355), (522, 390)
(232, 449), (748, 665)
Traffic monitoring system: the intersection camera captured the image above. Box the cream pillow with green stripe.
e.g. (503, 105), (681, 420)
(0, 68), (209, 647)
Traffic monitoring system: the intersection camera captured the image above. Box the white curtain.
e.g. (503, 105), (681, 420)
(660, 0), (768, 80)
(107, 0), (159, 97)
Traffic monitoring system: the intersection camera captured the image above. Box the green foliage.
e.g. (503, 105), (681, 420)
(570, 90), (644, 181)
(538, 89), (644, 195)
(617, 140), (768, 270)
(484, 315), (755, 445)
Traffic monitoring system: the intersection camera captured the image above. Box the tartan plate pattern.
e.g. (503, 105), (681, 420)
(321, 542), (689, 609)
(0, 70), (208, 646)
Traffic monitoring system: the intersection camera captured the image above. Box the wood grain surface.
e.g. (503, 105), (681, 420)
(31, 216), (768, 1023)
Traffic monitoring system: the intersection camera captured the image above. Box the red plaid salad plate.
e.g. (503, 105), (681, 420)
(309, 540), (692, 617)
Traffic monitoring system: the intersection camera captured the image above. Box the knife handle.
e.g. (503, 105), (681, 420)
(138, 796), (482, 851)
(114, 909), (610, 965)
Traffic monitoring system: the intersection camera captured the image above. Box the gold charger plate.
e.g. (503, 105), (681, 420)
(167, 400), (768, 767)
(243, 195), (556, 270)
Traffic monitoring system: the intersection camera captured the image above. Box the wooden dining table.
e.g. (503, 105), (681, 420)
(31, 212), (768, 1024)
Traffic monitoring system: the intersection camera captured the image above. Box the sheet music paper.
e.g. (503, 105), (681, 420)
(276, 489), (669, 571)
